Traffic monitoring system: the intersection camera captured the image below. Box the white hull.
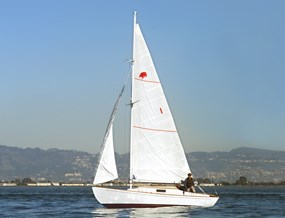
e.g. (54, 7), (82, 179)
(92, 186), (219, 208)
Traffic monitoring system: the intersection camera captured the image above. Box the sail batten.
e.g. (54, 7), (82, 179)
(133, 125), (177, 133)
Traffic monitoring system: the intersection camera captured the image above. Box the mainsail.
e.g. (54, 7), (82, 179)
(93, 86), (125, 185)
(130, 16), (190, 183)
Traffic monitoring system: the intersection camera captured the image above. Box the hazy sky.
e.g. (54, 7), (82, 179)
(1, 0), (284, 154)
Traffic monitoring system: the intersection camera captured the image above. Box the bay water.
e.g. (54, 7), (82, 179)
(0, 186), (284, 217)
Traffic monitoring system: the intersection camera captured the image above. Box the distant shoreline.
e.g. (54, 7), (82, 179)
(1, 183), (285, 187)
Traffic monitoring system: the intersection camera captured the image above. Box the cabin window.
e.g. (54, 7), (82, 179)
(156, 189), (166, 193)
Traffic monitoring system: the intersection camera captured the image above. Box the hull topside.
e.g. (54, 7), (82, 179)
(92, 186), (219, 208)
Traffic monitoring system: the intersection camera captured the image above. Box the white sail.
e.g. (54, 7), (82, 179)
(93, 125), (117, 185)
(93, 86), (125, 185)
(130, 19), (190, 183)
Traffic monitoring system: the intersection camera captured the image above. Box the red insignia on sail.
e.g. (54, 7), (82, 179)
(160, 107), (163, 114)
(139, 72), (147, 79)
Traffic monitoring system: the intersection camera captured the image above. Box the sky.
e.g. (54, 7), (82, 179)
(0, 0), (284, 154)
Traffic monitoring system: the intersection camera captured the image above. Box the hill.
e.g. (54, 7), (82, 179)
(187, 147), (285, 183)
(1, 145), (285, 183)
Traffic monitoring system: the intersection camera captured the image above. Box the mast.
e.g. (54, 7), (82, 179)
(129, 11), (137, 189)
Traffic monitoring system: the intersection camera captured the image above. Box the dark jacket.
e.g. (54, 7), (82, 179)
(184, 177), (194, 188)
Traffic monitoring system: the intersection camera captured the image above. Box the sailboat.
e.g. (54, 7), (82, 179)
(92, 12), (219, 208)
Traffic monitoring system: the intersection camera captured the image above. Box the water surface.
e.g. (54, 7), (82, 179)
(0, 186), (284, 217)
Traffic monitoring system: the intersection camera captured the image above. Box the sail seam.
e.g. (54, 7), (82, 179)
(134, 78), (160, 84)
(133, 125), (177, 133)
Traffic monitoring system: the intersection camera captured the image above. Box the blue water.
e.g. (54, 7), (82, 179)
(0, 186), (284, 217)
